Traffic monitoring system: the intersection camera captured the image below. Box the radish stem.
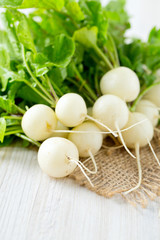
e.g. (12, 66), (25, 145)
(22, 45), (55, 105)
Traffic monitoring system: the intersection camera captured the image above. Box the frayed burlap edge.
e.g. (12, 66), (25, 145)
(69, 132), (160, 207)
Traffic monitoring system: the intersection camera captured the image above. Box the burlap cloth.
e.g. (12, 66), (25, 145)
(70, 132), (160, 207)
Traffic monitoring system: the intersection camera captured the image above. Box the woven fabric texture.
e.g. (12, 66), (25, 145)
(70, 132), (160, 207)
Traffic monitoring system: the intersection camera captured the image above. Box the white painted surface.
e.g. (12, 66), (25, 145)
(0, 147), (160, 240)
(1, 1), (160, 240)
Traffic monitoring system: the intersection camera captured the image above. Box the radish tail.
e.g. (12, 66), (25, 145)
(147, 139), (160, 167)
(124, 143), (142, 194)
(86, 115), (118, 137)
(69, 158), (94, 187)
(88, 150), (97, 174)
(115, 122), (136, 159)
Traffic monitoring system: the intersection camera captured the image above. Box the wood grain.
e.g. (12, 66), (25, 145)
(0, 147), (159, 240)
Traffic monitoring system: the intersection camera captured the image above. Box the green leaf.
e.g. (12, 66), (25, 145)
(105, 0), (130, 44)
(17, 17), (36, 53)
(0, 0), (22, 7)
(51, 34), (75, 68)
(73, 26), (98, 48)
(79, 1), (108, 43)
(0, 68), (15, 92)
(0, 96), (23, 114)
(8, 82), (23, 100)
(7, 10), (37, 53)
(0, 67), (25, 92)
(0, 11), (22, 60)
(30, 10), (68, 38)
(0, 135), (15, 147)
(21, 0), (64, 10)
(27, 52), (52, 77)
(148, 27), (160, 44)
(17, 85), (48, 105)
(49, 67), (67, 87)
(66, 2), (84, 21)
(0, 118), (6, 143)
(73, 43), (84, 64)
(0, 0), (64, 10)
(35, 66), (49, 77)
(5, 118), (21, 127)
(0, 48), (10, 68)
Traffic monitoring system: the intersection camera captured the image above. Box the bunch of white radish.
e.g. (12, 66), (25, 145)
(99, 67), (160, 193)
(21, 66), (160, 193)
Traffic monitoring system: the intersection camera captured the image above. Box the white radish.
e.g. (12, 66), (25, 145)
(22, 104), (57, 141)
(144, 84), (160, 107)
(38, 137), (94, 186)
(120, 112), (157, 194)
(56, 93), (117, 137)
(51, 121), (69, 138)
(55, 93), (87, 127)
(68, 122), (103, 174)
(100, 67), (140, 102)
(68, 121), (103, 158)
(121, 112), (153, 149)
(92, 94), (129, 131)
(92, 94), (136, 158)
(38, 137), (79, 178)
(135, 99), (159, 127)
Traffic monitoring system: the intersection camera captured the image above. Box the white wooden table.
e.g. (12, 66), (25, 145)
(0, 147), (160, 240)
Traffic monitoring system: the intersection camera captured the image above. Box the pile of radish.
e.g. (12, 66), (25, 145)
(21, 66), (160, 193)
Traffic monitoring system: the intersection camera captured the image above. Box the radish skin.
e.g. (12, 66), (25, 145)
(38, 137), (79, 178)
(144, 84), (160, 107)
(55, 93), (87, 127)
(120, 112), (154, 194)
(92, 94), (136, 157)
(121, 112), (154, 149)
(87, 107), (107, 139)
(135, 99), (159, 127)
(100, 67), (140, 102)
(22, 104), (57, 141)
(51, 121), (69, 138)
(92, 94), (129, 131)
(68, 121), (103, 157)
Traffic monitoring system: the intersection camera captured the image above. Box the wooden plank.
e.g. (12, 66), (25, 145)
(0, 147), (159, 240)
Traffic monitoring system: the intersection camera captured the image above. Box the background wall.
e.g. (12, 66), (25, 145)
(102, 0), (160, 40)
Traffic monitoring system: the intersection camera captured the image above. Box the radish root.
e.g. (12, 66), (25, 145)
(121, 119), (147, 132)
(68, 157), (94, 187)
(115, 122), (136, 159)
(68, 151), (97, 175)
(88, 150), (97, 174)
(51, 119), (147, 135)
(86, 115), (118, 137)
(124, 143), (142, 194)
(51, 129), (110, 134)
(147, 139), (160, 167)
